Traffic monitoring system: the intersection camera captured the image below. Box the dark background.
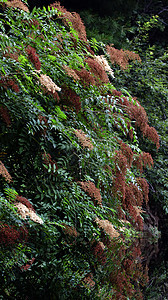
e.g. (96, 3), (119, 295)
(27, 0), (168, 46)
(28, 0), (168, 17)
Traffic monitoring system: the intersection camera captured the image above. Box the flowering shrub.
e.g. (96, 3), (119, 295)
(0, 2), (159, 299)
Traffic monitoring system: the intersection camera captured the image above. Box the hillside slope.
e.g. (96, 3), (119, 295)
(0, 1), (159, 299)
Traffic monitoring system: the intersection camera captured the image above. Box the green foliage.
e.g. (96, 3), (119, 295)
(0, 2), (158, 299)
(114, 45), (168, 214)
(80, 10), (129, 49)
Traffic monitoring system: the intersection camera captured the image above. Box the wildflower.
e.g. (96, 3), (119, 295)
(133, 152), (153, 173)
(137, 177), (149, 205)
(112, 89), (122, 97)
(144, 125), (160, 149)
(79, 181), (102, 206)
(50, 2), (87, 41)
(60, 87), (81, 113)
(132, 154), (143, 173)
(62, 223), (78, 238)
(75, 68), (95, 87)
(113, 150), (128, 175)
(119, 141), (133, 167)
(141, 152), (154, 169)
(0, 160), (12, 182)
(26, 46), (41, 70)
(74, 129), (93, 150)
(113, 170), (126, 201)
(133, 206), (144, 218)
(6, 0), (29, 12)
(14, 202), (43, 224)
(106, 45), (141, 69)
(0, 105), (11, 126)
(0, 76), (20, 92)
(92, 241), (106, 265)
(0, 223), (20, 245)
(85, 57), (110, 85)
(0, 223), (28, 245)
(16, 195), (35, 211)
(94, 55), (115, 78)
(63, 65), (80, 81)
(38, 74), (61, 93)
(95, 218), (120, 239)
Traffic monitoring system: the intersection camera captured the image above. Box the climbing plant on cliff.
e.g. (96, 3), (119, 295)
(0, 1), (159, 299)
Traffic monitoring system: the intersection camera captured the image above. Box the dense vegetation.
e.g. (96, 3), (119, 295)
(0, 1), (167, 299)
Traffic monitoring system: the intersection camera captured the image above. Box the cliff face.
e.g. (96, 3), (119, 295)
(0, 1), (160, 299)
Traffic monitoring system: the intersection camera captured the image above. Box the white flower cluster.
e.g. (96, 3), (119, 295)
(39, 74), (61, 93)
(15, 203), (43, 224)
(95, 55), (115, 78)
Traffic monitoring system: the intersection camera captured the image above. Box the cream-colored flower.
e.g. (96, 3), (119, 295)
(74, 129), (94, 150)
(29, 210), (44, 224)
(14, 203), (43, 224)
(0, 160), (12, 183)
(95, 218), (120, 239)
(95, 55), (115, 78)
(39, 74), (61, 93)
(14, 202), (29, 219)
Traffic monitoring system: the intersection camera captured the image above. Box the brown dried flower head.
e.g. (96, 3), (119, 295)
(83, 273), (95, 288)
(63, 65), (80, 81)
(0, 161), (12, 182)
(62, 223), (78, 238)
(85, 57), (110, 85)
(106, 45), (141, 70)
(6, 0), (29, 12)
(133, 206), (145, 218)
(50, 2), (87, 41)
(79, 181), (102, 206)
(74, 129), (94, 150)
(75, 68), (96, 87)
(95, 218), (120, 239)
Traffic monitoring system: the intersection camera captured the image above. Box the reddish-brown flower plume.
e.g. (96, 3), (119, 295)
(50, 2), (87, 41)
(60, 87), (81, 113)
(0, 105), (11, 126)
(119, 141), (133, 167)
(62, 223), (78, 238)
(106, 45), (141, 69)
(26, 46), (41, 70)
(144, 125), (160, 149)
(92, 241), (106, 265)
(78, 181), (102, 206)
(0, 76), (20, 93)
(85, 57), (110, 85)
(0, 223), (28, 245)
(6, 0), (29, 12)
(137, 177), (149, 205)
(75, 68), (96, 87)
